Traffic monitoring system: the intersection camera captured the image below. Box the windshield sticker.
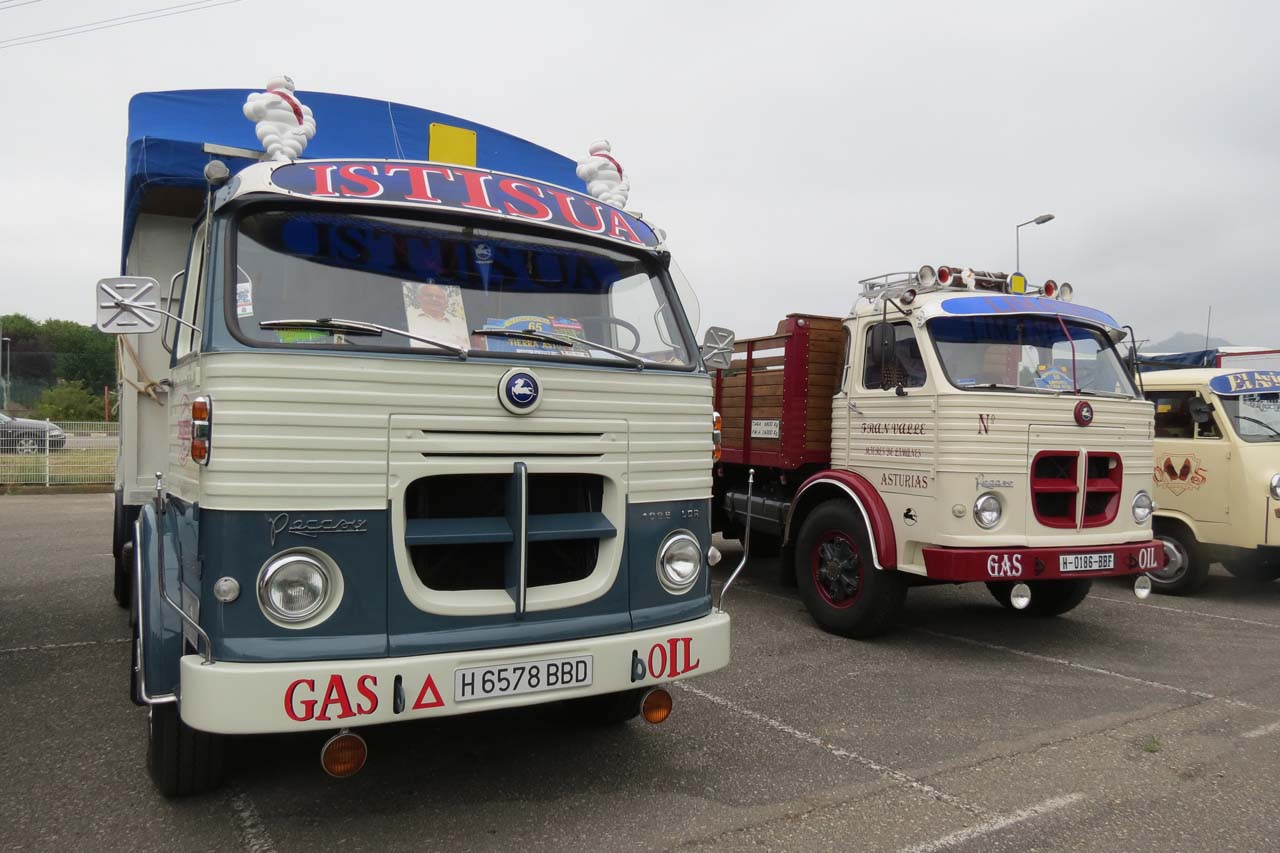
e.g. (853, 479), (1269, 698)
(402, 281), (470, 350)
(270, 161), (658, 248)
(478, 316), (587, 355)
(1208, 371), (1280, 395)
(235, 266), (254, 318)
(1034, 365), (1075, 390)
(275, 329), (330, 344)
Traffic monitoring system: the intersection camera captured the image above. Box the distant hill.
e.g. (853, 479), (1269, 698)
(1148, 332), (1234, 352)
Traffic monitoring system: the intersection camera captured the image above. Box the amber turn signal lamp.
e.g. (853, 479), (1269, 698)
(191, 399), (210, 421)
(190, 439), (209, 463)
(320, 731), (368, 778)
(641, 687), (673, 724)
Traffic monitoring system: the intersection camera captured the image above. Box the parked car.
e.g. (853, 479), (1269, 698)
(0, 413), (67, 454)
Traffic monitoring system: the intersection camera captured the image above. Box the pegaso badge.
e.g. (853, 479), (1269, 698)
(1074, 400), (1094, 427)
(499, 368), (543, 415)
(268, 513), (368, 547)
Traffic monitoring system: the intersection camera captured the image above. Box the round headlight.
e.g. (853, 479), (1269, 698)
(1132, 490), (1155, 524)
(657, 531), (702, 594)
(258, 553), (329, 622)
(974, 493), (1002, 529)
(1270, 474), (1280, 501)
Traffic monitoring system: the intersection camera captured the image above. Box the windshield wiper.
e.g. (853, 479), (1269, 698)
(470, 328), (649, 368)
(1236, 414), (1280, 437)
(964, 383), (1056, 394)
(259, 318), (467, 357)
(1074, 388), (1134, 400)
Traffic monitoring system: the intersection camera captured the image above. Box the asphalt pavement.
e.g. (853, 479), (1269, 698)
(4, 493), (1280, 852)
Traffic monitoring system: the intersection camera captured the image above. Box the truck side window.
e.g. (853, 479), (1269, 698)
(863, 322), (926, 391)
(838, 326), (851, 394)
(176, 221), (206, 359)
(1151, 391), (1220, 439)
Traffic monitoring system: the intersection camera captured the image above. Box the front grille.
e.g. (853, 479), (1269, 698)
(1031, 450), (1122, 529)
(404, 471), (613, 606)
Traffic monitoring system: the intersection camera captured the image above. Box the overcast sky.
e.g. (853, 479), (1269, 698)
(1, 0), (1276, 347)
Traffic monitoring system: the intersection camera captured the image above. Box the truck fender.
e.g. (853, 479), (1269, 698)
(135, 503), (186, 700)
(1152, 509), (1207, 549)
(784, 470), (897, 570)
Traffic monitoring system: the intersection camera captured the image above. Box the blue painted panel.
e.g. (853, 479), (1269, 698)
(939, 295), (1119, 329)
(405, 517), (513, 546)
(527, 512), (616, 542)
(627, 498), (714, 629)
(1208, 371), (1280, 396)
(199, 508), (389, 662)
(137, 503), (185, 696)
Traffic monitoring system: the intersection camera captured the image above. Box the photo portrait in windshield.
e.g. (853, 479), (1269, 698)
(230, 208), (694, 368)
(929, 315), (1137, 397)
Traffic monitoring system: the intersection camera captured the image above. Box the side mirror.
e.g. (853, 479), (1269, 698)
(1189, 399), (1214, 424)
(97, 277), (162, 335)
(701, 326), (735, 371)
(867, 322), (895, 368)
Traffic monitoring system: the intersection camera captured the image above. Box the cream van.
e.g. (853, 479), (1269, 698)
(1142, 368), (1280, 593)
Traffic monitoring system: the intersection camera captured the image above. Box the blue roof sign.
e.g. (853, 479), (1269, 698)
(939, 294), (1120, 329)
(1208, 371), (1280, 396)
(269, 161), (657, 247)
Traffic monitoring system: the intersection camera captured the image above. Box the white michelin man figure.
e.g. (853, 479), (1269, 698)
(242, 75), (316, 161)
(575, 140), (630, 209)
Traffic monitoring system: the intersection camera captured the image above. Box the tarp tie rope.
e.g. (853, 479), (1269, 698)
(117, 336), (166, 405)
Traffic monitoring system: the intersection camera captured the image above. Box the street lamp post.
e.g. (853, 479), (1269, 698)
(1016, 213), (1055, 272)
(0, 337), (9, 412)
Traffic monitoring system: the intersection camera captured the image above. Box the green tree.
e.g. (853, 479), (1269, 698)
(34, 382), (108, 421)
(43, 319), (116, 391)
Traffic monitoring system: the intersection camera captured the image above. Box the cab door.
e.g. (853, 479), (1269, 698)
(1150, 388), (1232, 531)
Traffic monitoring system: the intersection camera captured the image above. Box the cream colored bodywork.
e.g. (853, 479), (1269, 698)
(830, 291), (1156, 575)
(1143, 369), (1280, 552)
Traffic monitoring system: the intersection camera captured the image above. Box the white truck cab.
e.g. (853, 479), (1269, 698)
(1141, 367), (1280, 593)
(99, 80), (736, 796)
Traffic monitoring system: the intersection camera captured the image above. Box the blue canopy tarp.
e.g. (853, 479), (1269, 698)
(124, 89), (583, 268)
(1137, 349), (1218, 371)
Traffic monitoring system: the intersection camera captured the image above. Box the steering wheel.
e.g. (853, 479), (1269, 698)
(577, 316), (642, 353)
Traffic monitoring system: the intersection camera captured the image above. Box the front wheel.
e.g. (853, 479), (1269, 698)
(986, 579), (1093, 616)
(14, 435), (43, 455)
(113, 541), (133, 609)
(1223, 556), (1280, 582)
(1148, 527), (1210, 595)
(794, 499), (905, 638)
(147, 703), (226, 797)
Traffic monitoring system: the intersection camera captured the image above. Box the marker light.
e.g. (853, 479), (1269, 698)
(1132, 490), (1155, 524)
(1057, 282), (1074, 302)
(900, 288), (917, 306)
(1270, 474), (1280, 500)
(1010, 583), (1032, 610)
(213, 576), (240, 603)
(320, 732), (368, 778)
(641, 687), (673, 724)
(917, 265), (937, 287)
(974, 493), (1003, 529)
(191, 396), (212, 466)
(937, 266), (953, 286)
(712, 412), (722, 462)
(1043, 280), (1057, 298)
(1134, 575), (1153, 599)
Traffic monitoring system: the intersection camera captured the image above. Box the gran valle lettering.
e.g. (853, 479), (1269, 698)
(861, 422), (927, 436)
(271, 161), (657, 247)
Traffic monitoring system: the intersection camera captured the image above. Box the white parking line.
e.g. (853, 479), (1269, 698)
(230, 789), (277, 853)
(1242, 721), (1280, 739)
(0, 637), (130, 655)
(914, 628), (1263, 712)
(672, 681), (989, 818)
(1091, 594), (1280, 630)
(899, 793), (1085, 853)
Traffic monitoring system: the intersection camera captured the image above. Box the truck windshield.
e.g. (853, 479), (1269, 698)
(929, 315), (1137, 397)
(1218, 393), (1280, 442)
(230, 208), (694, 368)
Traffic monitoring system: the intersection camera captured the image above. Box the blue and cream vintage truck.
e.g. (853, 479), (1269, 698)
(100, 78), (735, 796)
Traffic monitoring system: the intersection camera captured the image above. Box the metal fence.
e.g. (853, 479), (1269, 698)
(0, 421), (118, 485)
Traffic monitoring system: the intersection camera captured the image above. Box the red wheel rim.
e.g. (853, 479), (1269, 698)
(810, 530), (862, 609)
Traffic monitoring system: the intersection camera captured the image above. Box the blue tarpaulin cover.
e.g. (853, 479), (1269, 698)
(1138, 349), (1218, 371)
(123, 89), (583, 267)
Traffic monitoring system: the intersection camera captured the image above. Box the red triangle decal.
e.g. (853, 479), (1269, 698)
(412, 674), (445, 709)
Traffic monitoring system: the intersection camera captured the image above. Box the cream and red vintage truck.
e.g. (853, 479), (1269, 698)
(712, 266), (1163, 637)
(1140, 367), (1280, 593)
(99, 78), (735, 796)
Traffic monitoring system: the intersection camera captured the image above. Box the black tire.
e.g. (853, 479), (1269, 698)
(986, 579), (1093, 616)
(147, 703), (226, 798)
(1148, 525), (1210, 595)
(566, 688), (645, 725)
(113, 541), (133, 609)
(1223, 557), (1280, 582)
(794, 499), (905, 638)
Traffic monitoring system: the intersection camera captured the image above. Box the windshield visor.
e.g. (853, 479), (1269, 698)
(1218, 393), (1280, 442)
(230, 209), (694, 368)
(929, 315), (1137, 397)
